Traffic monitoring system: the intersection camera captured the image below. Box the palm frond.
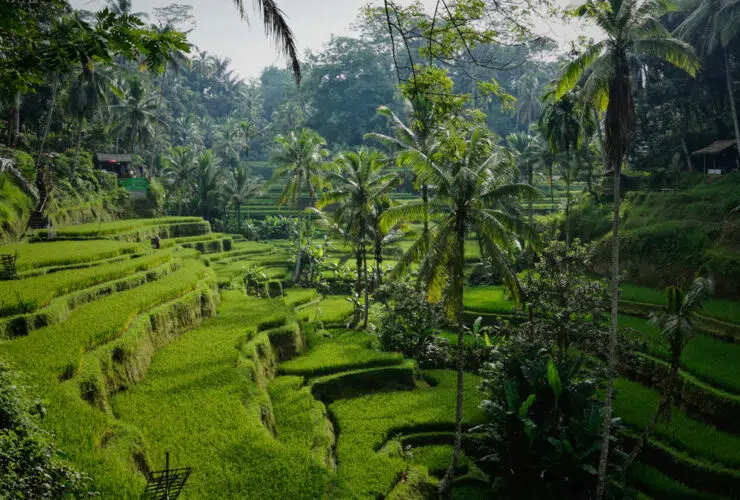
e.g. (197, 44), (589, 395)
(235, 0), (301, 84)
(632, 37), (701, 76)
(555, 40), (608, 98)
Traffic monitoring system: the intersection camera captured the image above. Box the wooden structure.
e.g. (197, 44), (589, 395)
(93, 153), (140, 178)
(0, 251), (18, 280)
(691, 140), (739, 174)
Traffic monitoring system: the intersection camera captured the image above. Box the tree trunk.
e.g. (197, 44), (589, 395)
(548, 162), (555, 209)
(374, 233), (383, 287)
(13, 92), (20, 142)
(596, 161), (622, 500)
(353, 245), (363, 327)
(236, 201), (241, 231)
(623, 362), (677, 471)
(440, 220), (466, 496)
(422, 184), (430, 243)
(527, 163), (534, 225)
(72, 118), (83, 177)
(725, 48), (740, 164)
(565, 150), (572, 247)
(293, 205), (303, 282)
(148, 62), (169, 174)
(680, 137), (693, 172)
(363, 247), (369, 329)
(37, 78), (60, 167)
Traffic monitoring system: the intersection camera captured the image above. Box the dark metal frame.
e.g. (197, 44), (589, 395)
(142, 453), (192, 500)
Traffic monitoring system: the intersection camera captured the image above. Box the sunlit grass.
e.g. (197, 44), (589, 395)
(0, 239), (141, 271)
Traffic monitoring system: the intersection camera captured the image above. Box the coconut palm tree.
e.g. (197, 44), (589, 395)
(271, 128), (328, 281)
(223, 165), (262, 230)
(106, 0), (149, 18)
(232, 0), (301, 83)
(315, 148), (401, 328)
(505, 132), (536, 223)
(366, 102), (438, 245)
(554, 1), (700, 496)
(162, 145), (196, 215)
(676, 0), (740, 161)
(514, 74), (544, 128)
(623, 277), (712, 470)
(381, 126), (539, 493)
(539, 89), (596, 245)
(194, 150), (223, 220)
(113, 78), (162, 155)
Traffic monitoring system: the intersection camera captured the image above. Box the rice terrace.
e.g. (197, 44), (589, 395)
(1, 0), (740, 498)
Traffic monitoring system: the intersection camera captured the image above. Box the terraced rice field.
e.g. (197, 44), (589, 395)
(2, 215), (739, 499)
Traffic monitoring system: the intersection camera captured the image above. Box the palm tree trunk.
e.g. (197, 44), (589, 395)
(527, 163), (534, 225)
(73, 118), (83, 177)
(13, 92), (20, 143)
(37, 78), (60, 166)
(353, 244), (363, 327)
(440, 222), (466, 496)
(148, 62), (169, 173)
(680, 137), (693, 172)
(293, 205), (303, 282)
(725, 48), (740, 164)
(565, 151), (572, 247)
(596, 160), (622, 500)
(363, 246), (369, 329)
(236, 201), (241, 231)
(548, 162), (555, 209)
(422, 184), (430, 243)
(374, 233), (383, 286)
(623, 362), (677, 471)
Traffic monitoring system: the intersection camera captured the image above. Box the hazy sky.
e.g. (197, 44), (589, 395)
(70, 0), (596, 80)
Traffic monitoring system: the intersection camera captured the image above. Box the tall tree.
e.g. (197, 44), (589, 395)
(554, 1), (700, 496)
(316, 148), (401, 328)
(194, 149), (223, 220)
(271, 128), (328, 281)
(382, 126), (538, 492)
(162, 145), (196, 215)
(223, 165), (262, 230)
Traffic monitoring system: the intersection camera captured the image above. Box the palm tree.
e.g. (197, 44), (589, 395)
(223, 165), (262, 230)
(106, 0), (149, 18)
(232, 0), (301, 83)
(194, 150), (223, 220)
(366, 102), (437, 245)
(316, 148), (401, 328)
(271, 128), (328, 281)
(216, 118), (242, 168)
(623, 277), (712, 470)
(539, 89), (596, 245)
(554, 1), (700, 496)
(505, 132), (535, 223)
(381, 126), (539, 493)
(162, 146), (197, 215)
(676, 0), (740, 161)
(514, 74), (543, 128)
(114, 78), (162, 156)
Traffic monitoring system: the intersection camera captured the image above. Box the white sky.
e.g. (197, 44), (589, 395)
(70, 0), (599, 79)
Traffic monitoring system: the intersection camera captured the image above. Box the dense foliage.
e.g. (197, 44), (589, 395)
(0, 361), (92, 497)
